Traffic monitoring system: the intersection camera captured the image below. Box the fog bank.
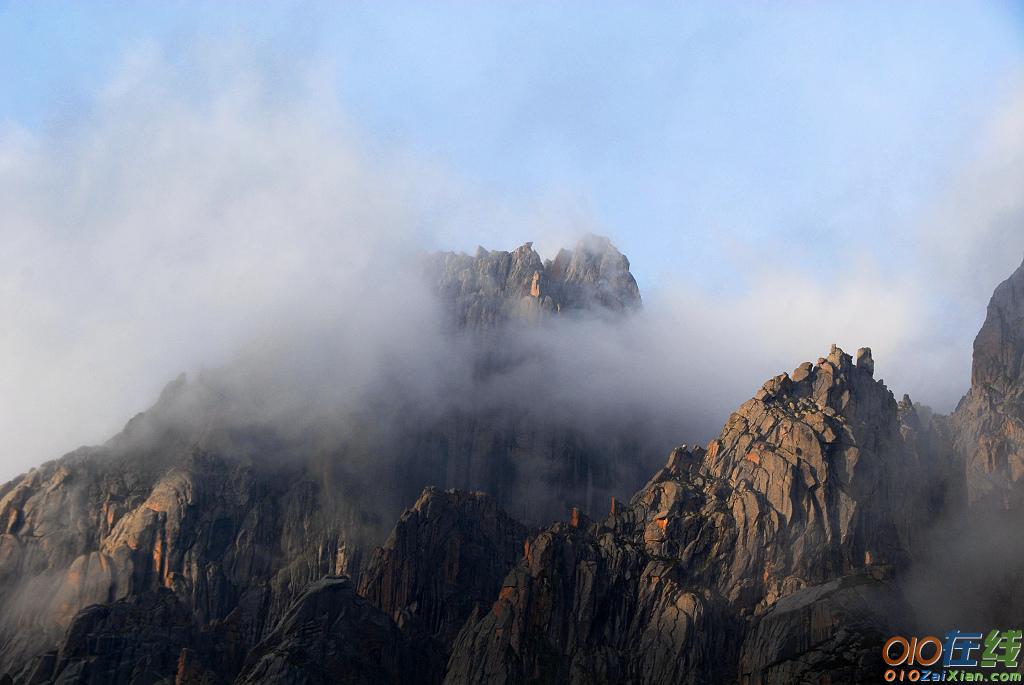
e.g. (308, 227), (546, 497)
(1, 49), (1023, 484)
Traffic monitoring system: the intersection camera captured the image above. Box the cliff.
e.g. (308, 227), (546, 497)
(952, 258), (1024, 508)
(1, 246), (1023, 684)
(443, 345), (956, 684)
(0, 236), (651, 682)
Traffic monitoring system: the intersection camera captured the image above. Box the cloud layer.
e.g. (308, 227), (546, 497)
(0, 46), (1022, 485)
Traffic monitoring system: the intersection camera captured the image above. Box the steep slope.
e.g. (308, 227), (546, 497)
(4, 245), (1022, 684)
(234, 577), (425, 685)
(445, 345), (957, 684)
(226, 489), (531, 685)
(359, 488), (529, 652)
(411, 236), (653, 520)
(21, 587), (244, 684)
(952, 258), (1024, 509)
(0, 406), (369, 680)
(0, 236), (653, 680)
(7, 488), (526, 685)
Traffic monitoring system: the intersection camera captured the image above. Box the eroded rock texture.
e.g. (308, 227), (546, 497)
(0, 236), (654, 683)
(2, 248), (1023, 684)
(0, 416), (366, 681)
(737, 573), (909, 685)
(359, 488), (529, 652)
(235, 577), (423, 685)
(445, 344), (952, 684)
(424, 235), (641, 331)
(953, 258), (1024, 509)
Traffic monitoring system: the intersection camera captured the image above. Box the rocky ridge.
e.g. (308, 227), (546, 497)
(424, 235), (641, 331)
(0, 248), (1022, 684)
(0, 237), (650, 682)
(443, 343), (957, 684)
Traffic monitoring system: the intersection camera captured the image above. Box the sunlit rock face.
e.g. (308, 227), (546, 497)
(953, 258), (1024, 509)
(2, 246), (1023, 684)
(0, 429), (369, 681)
(443, 344), (958, 685)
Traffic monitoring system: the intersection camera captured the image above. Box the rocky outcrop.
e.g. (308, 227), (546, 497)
(0, 401), (372, 679)
(952, 258), (1024, 508)
(737, 572), (909, 685)
(0, 236), (654, 680)
(3, 244), (1023, 684)
(970, 258), (1024, 395)
(699, 345), (956, 599)
(443, 344), (958, 684)
(444, 515), (741, 684)
(394, 235), (656, 521)
(424, 235), (641, 330)
(236, 576), (424, 685)
(17, 588), (225, 685)
(359, 488), (529, 652)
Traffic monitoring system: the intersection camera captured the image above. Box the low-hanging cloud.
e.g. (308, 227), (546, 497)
(1, 44), (1022, 498)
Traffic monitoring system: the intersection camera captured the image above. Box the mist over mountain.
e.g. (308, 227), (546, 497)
(1, 236), (1023, 683)
(2, 7), (1023, 684)
(3, 44), (1022, 488)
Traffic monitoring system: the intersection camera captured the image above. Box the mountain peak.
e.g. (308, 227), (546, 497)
(424, 235), (640, 330)
(971, 257), (1024, 393)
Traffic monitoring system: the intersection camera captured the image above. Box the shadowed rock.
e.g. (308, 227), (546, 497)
(235, 576), (425, 685)
(359, 488), (529, 652)
(443, 344), (958, 684)
(0, 236), (652, 678)
(2, 250), (1024, 684)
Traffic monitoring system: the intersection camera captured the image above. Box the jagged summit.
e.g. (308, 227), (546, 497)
(2, 250), (1023, 684)
(954, 255), (1024, 507)
(971, 256), (1024, 393)
(423, 234), (641, 330)
(446, 344), (957, 684)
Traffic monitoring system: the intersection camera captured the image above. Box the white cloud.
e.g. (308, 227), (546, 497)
(0, 45), (1021, 486)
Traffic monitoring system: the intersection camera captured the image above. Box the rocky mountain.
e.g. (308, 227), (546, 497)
(1, 244), (1022, 684)
(358, 488), (529, 655)
(423, 234), (641, 331)
(443, 345), (955, 684)
(952, 258), (1024, 510)
(0, 237), (656, 682)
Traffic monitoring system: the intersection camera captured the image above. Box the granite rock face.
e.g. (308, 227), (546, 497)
(359, 488), (529, 652)
(2, 248), (1024, 684)
(21, 589), (207, 684)
(0, 429), (367, 681)
(952, 258), (1024, 509)
(443, 344), (952, 684)
(409, 235), (653, 522)
(235, 577), (423, 685)
(424, 235), (641, 331)
(0, 236), (654, 682)
(736, 573), (909, 685)
(970, 258), (1024, 395)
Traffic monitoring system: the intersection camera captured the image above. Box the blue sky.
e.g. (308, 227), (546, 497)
(3, 1), (1021, 291)
(1, 2), (1023, 478)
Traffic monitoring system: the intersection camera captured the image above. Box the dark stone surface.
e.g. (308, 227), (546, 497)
(2, 249), (1024, 685)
